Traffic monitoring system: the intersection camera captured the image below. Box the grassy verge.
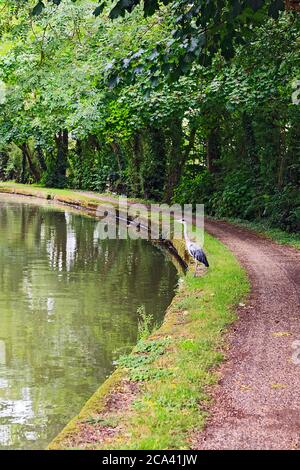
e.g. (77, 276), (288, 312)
(49, 235), (248, 450)
(0, 182), (249, 449)
(208, 216), (300, 250)
(0, 181), (148, 206)
(0, 181), (107, 205)
(100, 235), (249, 450)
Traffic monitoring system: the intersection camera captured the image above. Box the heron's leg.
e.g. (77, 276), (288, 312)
(194, 260), (198, 277)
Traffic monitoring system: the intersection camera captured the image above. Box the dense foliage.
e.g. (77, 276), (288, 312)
(0, 1), (299, 231)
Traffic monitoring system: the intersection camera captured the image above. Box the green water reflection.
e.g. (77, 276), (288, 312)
(0, 195), (178, 449)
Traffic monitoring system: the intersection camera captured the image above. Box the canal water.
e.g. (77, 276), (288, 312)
(0, 195), (178, 449)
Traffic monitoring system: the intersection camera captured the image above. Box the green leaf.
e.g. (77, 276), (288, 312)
(148, 49), (159, 61)
(93, 3), (106, 17)
(108, 75), (121, 88)
(246, 0), (264, 12)
(32, 1), (45, 16)
(109, 0), (138, 19)
(268, 0), (285, 19)
(144, 0), (159, 16)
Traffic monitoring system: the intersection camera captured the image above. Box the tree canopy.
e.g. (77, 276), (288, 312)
(21, 0), (298, 82)
(0, 1), (299, 231)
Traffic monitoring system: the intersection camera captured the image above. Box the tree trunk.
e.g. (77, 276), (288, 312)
(278, 125), (287, 188)
(87, 134), (100, 152)
(206, 127), (220, 173)
(35, 145), (47, 172)
(143, 127), (167, 200)
(21, 143), (40, 182)
(75, 139), (83, 188)
(0, 151), (9, 180)
(242, 112), (258, 166)
(131, 133), (144, 196)
(20, 145), (27, 183)
(22, 143), (41, 183)
(54, 129), (68, 186)
(164, 119), (184, 202)
(111, 141), (123, 174)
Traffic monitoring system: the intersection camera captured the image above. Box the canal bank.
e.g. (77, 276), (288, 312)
(0, 183), (249, 450)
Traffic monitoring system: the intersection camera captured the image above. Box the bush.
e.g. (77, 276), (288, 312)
(173, 169), (215, 207)
(263, 185), (300, 232)
(210, 168), (260, 219)
(174, 166), (299, 233)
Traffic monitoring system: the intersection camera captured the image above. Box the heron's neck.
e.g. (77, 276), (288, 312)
(183, 222), (189, 243)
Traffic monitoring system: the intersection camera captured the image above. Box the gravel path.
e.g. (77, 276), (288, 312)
(194, 219), (300, 450)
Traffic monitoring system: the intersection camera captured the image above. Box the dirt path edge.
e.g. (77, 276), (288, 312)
(194, 219), (300, 450)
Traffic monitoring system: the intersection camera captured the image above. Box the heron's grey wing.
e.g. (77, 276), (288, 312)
(189, 243), (209, 267)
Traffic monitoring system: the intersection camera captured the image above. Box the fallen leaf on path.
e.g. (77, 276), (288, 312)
(271, 383), (287, 389)
(239, 384), (252, 391)
(272, 332), (292, 337)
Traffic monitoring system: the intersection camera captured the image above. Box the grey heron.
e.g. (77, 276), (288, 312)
(177, 219), (209, 275)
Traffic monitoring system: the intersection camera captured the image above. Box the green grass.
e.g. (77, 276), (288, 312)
(116, 337), (172, 382)
(0, 181), (102, 202)
(209, 216), (300, 250)
(0, 181), (149, 205)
